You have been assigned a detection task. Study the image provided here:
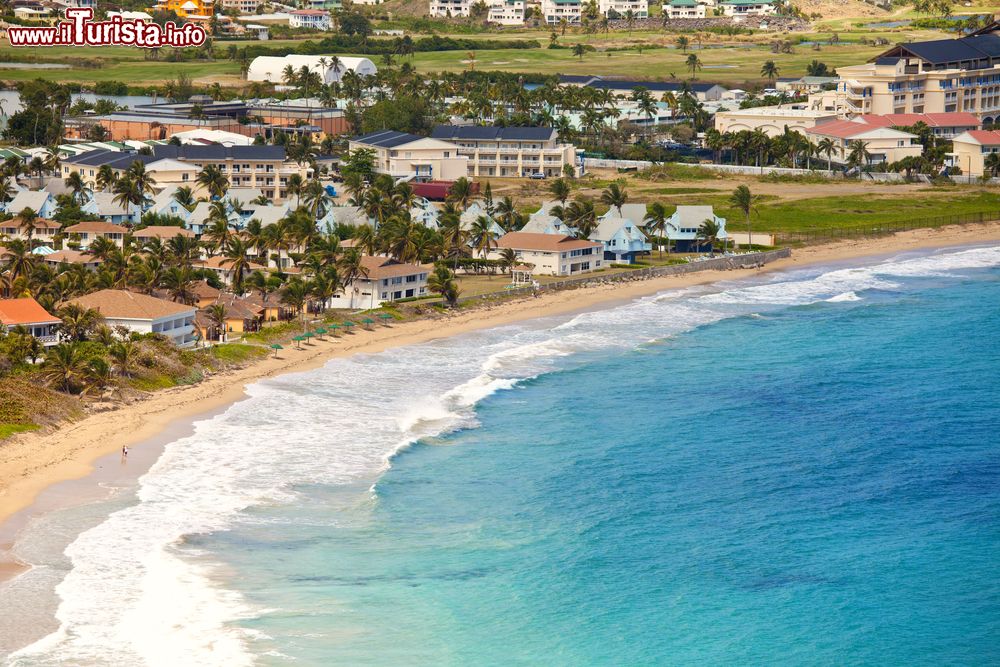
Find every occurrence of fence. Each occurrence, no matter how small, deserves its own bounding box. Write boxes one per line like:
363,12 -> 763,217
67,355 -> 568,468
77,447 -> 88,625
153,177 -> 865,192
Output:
582,158 -> 655,170
677,162 -> 912,182
460,249 -> 791,305
775,210 -> 1000,245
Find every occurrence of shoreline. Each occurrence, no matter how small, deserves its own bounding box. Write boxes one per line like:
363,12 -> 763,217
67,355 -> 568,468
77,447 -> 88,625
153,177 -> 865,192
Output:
1,222 -> 1000,569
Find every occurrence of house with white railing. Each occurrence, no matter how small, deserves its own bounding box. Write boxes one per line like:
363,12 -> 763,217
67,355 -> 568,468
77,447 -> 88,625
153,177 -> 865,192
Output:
0,297 -> 61,347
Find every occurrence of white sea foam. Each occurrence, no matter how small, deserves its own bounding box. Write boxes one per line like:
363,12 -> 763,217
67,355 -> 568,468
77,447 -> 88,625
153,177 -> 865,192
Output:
9,244 -> 1000,666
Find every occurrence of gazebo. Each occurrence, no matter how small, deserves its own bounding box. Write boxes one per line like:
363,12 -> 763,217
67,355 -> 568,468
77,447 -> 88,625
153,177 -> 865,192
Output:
511,264 -> 535,286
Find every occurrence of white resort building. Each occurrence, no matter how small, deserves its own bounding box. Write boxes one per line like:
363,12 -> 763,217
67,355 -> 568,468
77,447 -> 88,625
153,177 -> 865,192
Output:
541,0 -> 581,24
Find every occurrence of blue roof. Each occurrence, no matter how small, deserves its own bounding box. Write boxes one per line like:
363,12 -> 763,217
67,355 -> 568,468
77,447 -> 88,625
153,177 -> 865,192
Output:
886,33 -> 1000,65
63,149 -> 155,169
430,126 -> 556,141
352,130 -> 425,148
153,144 -> 287,161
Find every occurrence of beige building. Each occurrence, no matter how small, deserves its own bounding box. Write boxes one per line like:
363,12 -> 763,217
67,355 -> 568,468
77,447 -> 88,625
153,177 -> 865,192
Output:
713,106 -> 839,138
805,119 -> 922,166
430,126 -> 577,178
349,130 -> 469,181
0,217 -> 60,246
64,221 -> 128,249
492,232 -> 603,276
811,29 -> 1000,122
947,130 -> 1000,176
598,0 -> 648,18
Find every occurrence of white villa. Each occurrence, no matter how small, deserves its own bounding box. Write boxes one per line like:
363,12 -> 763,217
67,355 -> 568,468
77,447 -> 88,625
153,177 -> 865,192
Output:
664,206 -> 728,252
0,297 -> 61,347
491,231 -> 603,276
349,130 -> 469,181
68,289 -> 198,347
599,0 -> 648,18
541,0 -> 581,24
329,256 -> 433,309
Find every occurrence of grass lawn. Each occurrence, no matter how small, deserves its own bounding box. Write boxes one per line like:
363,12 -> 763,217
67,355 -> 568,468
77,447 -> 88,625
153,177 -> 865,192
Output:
0,422 -> 39,439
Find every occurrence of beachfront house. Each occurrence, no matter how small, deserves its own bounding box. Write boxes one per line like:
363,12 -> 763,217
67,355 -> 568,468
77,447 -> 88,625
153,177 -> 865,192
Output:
590,216 -> 651,265
328,256 -> 433,309
0,297 -> 61,347
491,232 -> 603,276
43,249 -> 103,271
67,289 -> 197,347
664,206 -> 729,252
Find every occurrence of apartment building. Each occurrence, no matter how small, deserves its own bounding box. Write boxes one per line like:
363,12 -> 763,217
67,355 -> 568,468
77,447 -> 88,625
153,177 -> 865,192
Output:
430,126 -> 578,178
805,119 -> 922,165
348,130 -> 469,181
811,27 -> 1000,122
429,0 -> 470,16
220,0 -> 260,12
719,0 -> 776,16
62,145 -> 309,203
488,0 -> 524,25
490,232 -> 603,276
599,0 -> 647,18
664,0 -> 705,19
288,9 -> 331,29
714,106 -> 839,137
541,0 -> 581,24
948,129 -> 1000,176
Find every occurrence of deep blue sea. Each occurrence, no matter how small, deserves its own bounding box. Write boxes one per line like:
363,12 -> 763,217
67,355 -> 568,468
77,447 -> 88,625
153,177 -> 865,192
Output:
6,245 -> 1000,666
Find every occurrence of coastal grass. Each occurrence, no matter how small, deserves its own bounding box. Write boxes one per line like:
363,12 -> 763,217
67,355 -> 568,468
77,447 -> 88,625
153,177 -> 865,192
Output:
210,343 -> 269,364
0,377 -> 81,439
0,422 -> 40,439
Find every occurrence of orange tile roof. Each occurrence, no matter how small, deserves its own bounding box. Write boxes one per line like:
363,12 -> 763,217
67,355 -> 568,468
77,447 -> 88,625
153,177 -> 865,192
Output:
0,217 -> 60,233
193,256 -> 267,271
44,249 -> 102,265
133,225 -> 195,239
64,221 -> 128,234
496,232 -> 603,252
0,297 -> 60,326
859,112 -> 980,129
68,289 -> 195,320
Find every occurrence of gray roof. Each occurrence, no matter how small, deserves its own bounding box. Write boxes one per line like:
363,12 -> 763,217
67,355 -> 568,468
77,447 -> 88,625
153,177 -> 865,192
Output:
64,149 -> 153,169
225,188 -> 264,205
326,206 -> 369,226
152,144 -> 287,161
7,189 -> 52,213
885,33 -> 1000,65
670,205 -> 718,226
244,204 -> 287,227
590,216 -> 644,244
431,125 -> 556,142
351,130 -> 425,148
90,192 -> 129,216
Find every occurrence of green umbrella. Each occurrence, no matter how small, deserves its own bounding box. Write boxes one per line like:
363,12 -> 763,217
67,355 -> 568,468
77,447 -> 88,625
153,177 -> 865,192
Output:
328,323 -> 341,336
343,321 -> 356,331
315,327 -> 327,335
269,343 -> 283,357
377,313 -> 393,325
361,317 -> 375,329
291,335 -> 304,349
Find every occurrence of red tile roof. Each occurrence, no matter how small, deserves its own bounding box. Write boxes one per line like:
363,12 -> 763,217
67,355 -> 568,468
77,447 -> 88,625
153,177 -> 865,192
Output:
806,119 -> 874,139
358,256 -> 433,280
960,129 -> 1000,145
0,297 -> 60,326
858,112 -> 980,129
496,232 -> 603,252
64,221 -> 128,234
68,289 -> 195,320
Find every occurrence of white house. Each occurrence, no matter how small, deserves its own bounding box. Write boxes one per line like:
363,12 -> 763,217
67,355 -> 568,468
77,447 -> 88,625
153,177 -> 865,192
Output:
329,256 -> 433,309
488,0 -> 525,24
664,205 -> 728,252
64,221 -> 128,249
246,55 -> 377,84
492,232 -> 603,276
68,289 -> 198,347
429,0 -> 470,16
0,297 -> 61,347
599,0 -> 648,18
148,186 -> 194,222
288,9 -> 330,29
720,0 -> 776,16
664,0 -> 705,18
349,130 -> 468,181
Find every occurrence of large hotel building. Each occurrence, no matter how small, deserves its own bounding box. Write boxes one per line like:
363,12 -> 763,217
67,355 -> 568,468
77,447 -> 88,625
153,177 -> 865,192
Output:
811,24 -> 1000,124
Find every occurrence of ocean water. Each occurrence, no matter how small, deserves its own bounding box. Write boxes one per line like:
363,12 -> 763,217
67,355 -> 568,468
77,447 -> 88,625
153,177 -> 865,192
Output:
5,245 -> 1000,666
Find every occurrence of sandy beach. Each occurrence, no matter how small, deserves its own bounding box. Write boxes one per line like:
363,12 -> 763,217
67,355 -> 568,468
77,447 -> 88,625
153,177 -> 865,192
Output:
2,221 -> 1000,537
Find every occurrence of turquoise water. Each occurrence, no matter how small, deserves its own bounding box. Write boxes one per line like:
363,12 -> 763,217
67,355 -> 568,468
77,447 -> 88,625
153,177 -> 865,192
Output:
8,246 -> 1000,666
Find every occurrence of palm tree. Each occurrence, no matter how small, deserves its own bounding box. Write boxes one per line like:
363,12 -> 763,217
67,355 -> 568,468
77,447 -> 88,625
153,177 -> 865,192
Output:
498,247 -> 518,278
760,60 -> 780,86
163,265 -> 197,303
600,180 -> 628,216
572,43 -> 587,61
469,216 -> 497,261
173,185 -> 197,211
196,164 -> 228,199
686,53 -> 702,79
696,218 -> 721,256
643,202 -> 675,259
984,151 -> 1000,177
729,184 -> 758,251
281,277 -> 311,329
96,165 -> 117,192
427,265 -> 460,307
40,344 -> 89,393
817,137 -> 836,172
57,303 -> 102,342
64,171 -> 90,204
676,35 -> 690,53
221,237 -> 253,294
109,340 -> 139,377
447,177 -> 474,211
549,178 -> 571,206
208,303 -> 227,342
846,140 -> 872,175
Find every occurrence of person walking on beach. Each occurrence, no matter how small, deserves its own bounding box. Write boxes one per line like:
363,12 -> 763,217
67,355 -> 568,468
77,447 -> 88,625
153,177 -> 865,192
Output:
121,445 -> 128,460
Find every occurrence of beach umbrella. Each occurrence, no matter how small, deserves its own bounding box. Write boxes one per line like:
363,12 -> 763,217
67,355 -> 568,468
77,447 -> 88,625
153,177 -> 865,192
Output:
361,317 -> 375,330
342,321 -> 356,332
315,327 -> 327,337
328,323 -> 341,336
291,335 -> 304,349
377,313 -> 393,325
269,343 -> 283,357
303,331 -> 314,342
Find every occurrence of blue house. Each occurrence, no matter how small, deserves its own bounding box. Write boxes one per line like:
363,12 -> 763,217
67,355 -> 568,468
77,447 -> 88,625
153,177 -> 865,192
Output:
82,193 -> 135,225
6,189 -> 59,218
664,205 -> 728,253
590,216 -> 651,264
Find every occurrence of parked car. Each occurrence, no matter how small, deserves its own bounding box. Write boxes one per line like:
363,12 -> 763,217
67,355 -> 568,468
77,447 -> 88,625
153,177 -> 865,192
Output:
528,172 -> 546,180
